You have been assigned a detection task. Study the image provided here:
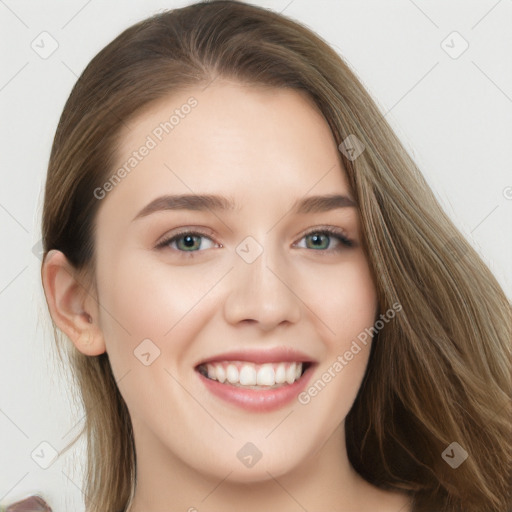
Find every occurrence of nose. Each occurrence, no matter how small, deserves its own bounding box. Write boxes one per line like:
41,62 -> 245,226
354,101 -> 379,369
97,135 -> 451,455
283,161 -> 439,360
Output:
223,241 -> 302,331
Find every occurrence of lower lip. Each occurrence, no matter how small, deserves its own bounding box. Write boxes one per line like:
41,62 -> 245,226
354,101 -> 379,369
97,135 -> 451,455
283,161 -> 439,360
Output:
196,364 -> 316,412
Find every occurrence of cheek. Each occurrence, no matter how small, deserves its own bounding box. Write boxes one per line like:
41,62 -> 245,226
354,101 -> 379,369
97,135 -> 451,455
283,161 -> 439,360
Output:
300,254 -> 378,346
297,257 -> 377,419
95,250 -> 224,355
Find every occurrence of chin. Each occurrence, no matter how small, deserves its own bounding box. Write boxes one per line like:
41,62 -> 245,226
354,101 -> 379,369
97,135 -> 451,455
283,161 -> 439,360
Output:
200,451 -> 303,485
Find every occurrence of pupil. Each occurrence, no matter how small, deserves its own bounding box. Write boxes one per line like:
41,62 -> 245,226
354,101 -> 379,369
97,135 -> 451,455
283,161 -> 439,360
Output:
184,236 -> 195,247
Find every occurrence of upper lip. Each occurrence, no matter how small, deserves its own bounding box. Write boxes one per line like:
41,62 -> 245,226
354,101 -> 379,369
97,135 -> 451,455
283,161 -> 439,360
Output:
195,347 -> 316,367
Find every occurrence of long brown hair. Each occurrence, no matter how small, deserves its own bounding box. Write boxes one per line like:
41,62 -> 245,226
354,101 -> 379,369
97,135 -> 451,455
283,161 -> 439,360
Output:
41,2 -> 511,511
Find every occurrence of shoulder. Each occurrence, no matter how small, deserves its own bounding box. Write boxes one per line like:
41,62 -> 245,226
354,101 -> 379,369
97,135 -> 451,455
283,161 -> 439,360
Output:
2,495 -> 52,512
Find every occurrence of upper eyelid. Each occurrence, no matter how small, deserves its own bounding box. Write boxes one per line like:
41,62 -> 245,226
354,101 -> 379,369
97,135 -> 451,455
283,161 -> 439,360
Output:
156,226 -> 217,246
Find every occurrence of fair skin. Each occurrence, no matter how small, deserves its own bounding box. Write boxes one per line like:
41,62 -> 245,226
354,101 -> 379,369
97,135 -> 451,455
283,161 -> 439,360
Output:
43,81 -> 412,512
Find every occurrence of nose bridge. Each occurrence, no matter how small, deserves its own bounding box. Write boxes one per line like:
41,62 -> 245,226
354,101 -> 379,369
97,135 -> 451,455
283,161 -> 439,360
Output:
223,233 -> 301,329
245,234 -> 281,291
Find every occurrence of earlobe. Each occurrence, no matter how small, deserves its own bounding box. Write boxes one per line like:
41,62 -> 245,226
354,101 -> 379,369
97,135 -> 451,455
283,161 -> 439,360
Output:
41,249 -> 106,356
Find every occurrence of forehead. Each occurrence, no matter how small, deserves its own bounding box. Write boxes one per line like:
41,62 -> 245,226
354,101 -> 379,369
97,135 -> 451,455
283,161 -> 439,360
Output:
100,81 -> 353,220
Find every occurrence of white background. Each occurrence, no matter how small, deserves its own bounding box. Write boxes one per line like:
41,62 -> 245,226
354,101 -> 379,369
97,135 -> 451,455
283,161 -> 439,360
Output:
0,1 -> 511,510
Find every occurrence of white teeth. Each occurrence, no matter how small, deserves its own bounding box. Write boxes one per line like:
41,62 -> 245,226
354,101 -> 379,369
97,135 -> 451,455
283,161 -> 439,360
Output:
286,363 -> 297,384
200,361 -> 305,387
256,364 -> 275,386
239,365 -> 257,385
216,364 -> 226,383
226,364 -> 238,384
275,364 -> 286,384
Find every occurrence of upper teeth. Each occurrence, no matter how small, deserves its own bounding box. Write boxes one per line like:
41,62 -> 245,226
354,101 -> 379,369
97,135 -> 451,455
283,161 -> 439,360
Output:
201,361 -> 304,387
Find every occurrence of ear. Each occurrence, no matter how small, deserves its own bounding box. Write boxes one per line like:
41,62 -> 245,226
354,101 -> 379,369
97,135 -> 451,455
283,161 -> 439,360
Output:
41,249 -> 106,356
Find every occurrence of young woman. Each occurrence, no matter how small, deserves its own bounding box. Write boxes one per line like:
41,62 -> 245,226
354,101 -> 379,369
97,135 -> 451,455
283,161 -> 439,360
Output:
37,1 -> 511,511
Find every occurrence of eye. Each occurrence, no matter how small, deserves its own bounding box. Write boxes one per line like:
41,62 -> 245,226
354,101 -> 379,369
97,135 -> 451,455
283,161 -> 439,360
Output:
156,229 -> 219,253
294,227 -> 354,252
155,226 -> 354,256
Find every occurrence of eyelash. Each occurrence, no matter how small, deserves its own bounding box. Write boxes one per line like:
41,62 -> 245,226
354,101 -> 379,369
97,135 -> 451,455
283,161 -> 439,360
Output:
155,226 -> 354,256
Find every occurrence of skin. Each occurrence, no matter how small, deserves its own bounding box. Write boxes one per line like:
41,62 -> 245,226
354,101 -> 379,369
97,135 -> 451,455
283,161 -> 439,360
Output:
43,80 -> 412,512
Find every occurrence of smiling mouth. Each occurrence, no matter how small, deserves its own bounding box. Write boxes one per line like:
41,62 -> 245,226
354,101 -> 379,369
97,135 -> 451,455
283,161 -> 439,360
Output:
195,361 -> 313,389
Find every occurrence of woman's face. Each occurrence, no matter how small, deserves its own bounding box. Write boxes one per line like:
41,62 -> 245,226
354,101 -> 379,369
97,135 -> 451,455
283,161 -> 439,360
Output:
92,80 -> 378,483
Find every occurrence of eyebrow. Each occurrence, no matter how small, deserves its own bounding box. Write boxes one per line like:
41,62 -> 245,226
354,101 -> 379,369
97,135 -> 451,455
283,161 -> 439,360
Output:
132,193 -> 357,221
